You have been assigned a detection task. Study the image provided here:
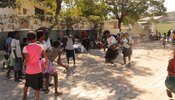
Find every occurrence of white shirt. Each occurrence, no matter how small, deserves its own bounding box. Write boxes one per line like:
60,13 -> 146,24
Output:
11,39 -> 22,58
107,36 -> 118,47
37,41 -> 47,50
43,38 -> 51,50
65,36 -> 74,50
122,37 -> 132,48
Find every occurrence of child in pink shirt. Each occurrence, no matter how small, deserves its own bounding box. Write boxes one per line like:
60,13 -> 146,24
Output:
23,31 -> 48,100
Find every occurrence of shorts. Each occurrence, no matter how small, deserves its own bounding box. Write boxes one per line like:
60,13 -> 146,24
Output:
66,49 -> 75,58
25,73 -> 43,90
11,58 -> 23,70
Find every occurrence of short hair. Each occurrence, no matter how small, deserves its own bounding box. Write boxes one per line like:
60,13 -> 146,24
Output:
27,31 -> 36,41
36,30 -> 44,39
53,40 -> 60,47
13,31 -> 19,36
22,37 -> 27,42
103,30 -> 110,35
7,31 -> 14,38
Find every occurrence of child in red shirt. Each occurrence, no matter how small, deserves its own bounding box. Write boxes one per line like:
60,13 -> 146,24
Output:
23,31 -> 48,100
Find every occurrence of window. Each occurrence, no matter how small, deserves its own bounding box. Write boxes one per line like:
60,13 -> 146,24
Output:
23,8 -> 27,15
35,7 -> 44,15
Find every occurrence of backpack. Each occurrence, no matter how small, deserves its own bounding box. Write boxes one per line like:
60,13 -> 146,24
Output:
167,59 -> 175,76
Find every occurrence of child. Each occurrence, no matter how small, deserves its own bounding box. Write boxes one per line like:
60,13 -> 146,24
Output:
65,30 -> 76,66
2,54 -> 9,69
163,33 -> 167,48
165,51 -> 175,98
104,30 -> 119,64
23,31 -> 48,100
121,33 -> 132,67
11,31 -> 23,81
41,40 -> 69,96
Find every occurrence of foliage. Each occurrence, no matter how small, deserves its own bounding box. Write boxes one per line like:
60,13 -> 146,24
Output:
0,0 -> 16,8
0,0 -> 167,31
102,0 -> 166,30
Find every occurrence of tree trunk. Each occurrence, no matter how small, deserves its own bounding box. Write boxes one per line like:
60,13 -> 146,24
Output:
55,0 -> 62,17
49,0 -> 62,30
118,19 -> 122,32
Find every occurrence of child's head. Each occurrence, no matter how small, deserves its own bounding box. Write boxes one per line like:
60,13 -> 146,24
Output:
22,37 -> 27,42
36,30 -> 45,41
4,54 -> 9,60
103,30 -> 110,38
13,31 -> 19,39
27,31 -> 36,42
53,41 -> 60,48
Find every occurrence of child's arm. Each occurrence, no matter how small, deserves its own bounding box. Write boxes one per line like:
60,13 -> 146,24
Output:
57,51 -> 69,69
23,53 -> 28,66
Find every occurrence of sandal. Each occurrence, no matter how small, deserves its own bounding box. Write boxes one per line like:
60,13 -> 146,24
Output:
45,89 -> 50,94
55,92 -> 63,96
166,89 -> 172,98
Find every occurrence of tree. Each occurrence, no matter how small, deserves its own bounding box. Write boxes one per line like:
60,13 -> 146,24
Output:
36,0 -> 63,29
102,0 -> 166,31
0,0 -> 16,8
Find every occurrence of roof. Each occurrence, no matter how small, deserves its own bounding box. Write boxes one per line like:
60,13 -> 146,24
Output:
140,16 -> 163,21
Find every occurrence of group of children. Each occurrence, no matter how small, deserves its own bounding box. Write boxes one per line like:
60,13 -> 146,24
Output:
103,30 -> 133,66
2,30 -> 72,100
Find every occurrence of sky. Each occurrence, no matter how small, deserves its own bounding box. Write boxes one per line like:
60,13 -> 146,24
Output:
164,0 -> 175,12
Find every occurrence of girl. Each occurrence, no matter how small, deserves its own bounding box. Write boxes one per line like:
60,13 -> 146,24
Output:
104,30 -> 119,64
41,41 -> 69,96
121,33 -> 132,67
165,51 -> 175,98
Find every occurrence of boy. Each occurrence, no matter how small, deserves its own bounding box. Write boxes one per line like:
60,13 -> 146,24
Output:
11,31 -> 23,81
163,33 -> 167,48
23,31 -> 48,100
41,40 -> 69,96
65,30 -> 76,66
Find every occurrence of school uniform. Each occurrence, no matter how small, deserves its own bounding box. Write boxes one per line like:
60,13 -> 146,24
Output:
122,37 -> 132,57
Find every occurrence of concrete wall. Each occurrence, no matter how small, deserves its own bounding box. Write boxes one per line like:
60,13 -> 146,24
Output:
103,20 -> 119,34
0,30 -> 91,50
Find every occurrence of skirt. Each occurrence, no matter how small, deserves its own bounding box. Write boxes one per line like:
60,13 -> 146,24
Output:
66,49 -> 75,58
165,75 -> 175,93
105,48 -> 119,60
40,59 -> 56,75
122,47 -> 132,57
25,73 -> 43,90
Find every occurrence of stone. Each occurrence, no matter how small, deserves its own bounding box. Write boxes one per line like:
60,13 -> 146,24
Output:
126,93 -> 137,99
118,86 -> 127,91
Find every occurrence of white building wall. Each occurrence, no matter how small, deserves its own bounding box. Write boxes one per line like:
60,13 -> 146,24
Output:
0,8 -> 16,15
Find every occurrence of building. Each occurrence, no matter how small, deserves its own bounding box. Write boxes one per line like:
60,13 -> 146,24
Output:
158,11 -> 175,23
0,0 -> 51,32
102,20 -> 119,34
